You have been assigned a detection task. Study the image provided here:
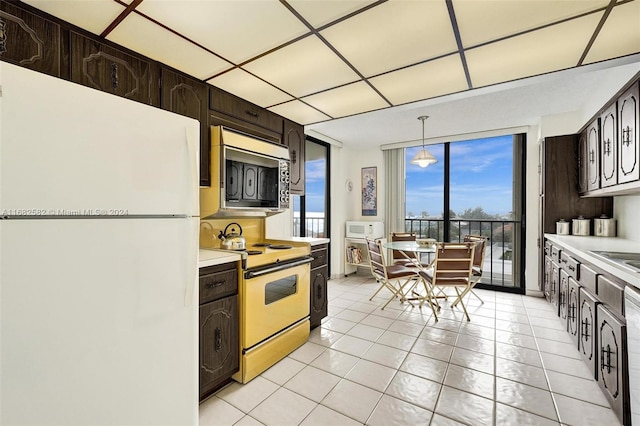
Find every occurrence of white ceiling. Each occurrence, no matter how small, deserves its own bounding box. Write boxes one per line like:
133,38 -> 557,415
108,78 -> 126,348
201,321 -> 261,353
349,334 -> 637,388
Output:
22,0 -> 640,148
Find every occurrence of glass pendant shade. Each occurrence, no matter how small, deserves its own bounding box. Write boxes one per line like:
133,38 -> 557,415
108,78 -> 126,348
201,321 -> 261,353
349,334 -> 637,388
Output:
410,115 -> 437,168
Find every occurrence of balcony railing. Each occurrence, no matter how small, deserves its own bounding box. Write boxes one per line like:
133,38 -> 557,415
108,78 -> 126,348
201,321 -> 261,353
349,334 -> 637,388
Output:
405,218 -> 521,288
293,217 -> 325,238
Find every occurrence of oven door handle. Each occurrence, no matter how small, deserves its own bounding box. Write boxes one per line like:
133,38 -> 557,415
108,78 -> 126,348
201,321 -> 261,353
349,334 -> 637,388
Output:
244,257 -> 313,279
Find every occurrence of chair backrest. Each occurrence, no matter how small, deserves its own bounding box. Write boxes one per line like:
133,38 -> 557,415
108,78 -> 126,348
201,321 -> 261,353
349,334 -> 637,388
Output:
431,242 -> 475,286
390,232 -> 417,260
463,235 -> 488,271
365,237 -> 387,281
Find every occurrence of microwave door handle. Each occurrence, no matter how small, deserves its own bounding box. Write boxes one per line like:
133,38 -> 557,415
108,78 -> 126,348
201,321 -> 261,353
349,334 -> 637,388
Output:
244,257 -> 313,278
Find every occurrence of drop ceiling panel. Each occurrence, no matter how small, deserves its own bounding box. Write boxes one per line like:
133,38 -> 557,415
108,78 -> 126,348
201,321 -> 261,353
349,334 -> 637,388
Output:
134,0 -> 309,64
584,0 -> 640,64
288,0 -> 377,28
321,0 -> 458,77
369,55 -> 468,105
21,0 -> 124,35
466,13 -> 603,88
207,69 -> 293,107
302,81 -> 388,118
268,100 -> 331,125
107,13 -> 231,80
454,0 -> 609,47
244,35 -> 360,97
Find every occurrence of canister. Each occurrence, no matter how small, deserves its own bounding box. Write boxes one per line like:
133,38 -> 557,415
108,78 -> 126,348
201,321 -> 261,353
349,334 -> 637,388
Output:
572,216 -> 591,236
594,214 -> 616,237
556,219 -> 570,235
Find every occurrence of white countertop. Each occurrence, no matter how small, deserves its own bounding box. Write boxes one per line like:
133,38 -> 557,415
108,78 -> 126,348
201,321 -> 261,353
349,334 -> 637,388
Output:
277,237 -> 330,246
545,234 -> 640,288
198,249 -> 242,268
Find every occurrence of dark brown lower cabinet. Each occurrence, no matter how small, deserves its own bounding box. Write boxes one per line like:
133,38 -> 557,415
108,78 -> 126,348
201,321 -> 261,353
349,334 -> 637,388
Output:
551,261 -> 560,313
559,269 -> 569,320
567,277 -> 580,346
544,256 -> 552,303
199,262 -> 239,401
597,304 -> 630,425
310,244 -> 328,329
579,287 -> 599,378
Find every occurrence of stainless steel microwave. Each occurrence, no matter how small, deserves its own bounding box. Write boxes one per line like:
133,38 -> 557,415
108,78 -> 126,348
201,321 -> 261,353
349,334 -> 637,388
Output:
200,126 -> 290,218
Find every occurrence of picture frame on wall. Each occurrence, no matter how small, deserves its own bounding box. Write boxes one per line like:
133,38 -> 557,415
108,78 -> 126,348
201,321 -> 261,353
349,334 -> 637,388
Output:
361,166 -> 377,216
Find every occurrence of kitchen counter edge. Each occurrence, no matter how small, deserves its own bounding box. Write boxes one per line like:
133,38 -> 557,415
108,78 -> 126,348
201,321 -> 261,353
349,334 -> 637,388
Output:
277,237 -> 330,246
198,249 -> 242,268
544,234 -> 640,288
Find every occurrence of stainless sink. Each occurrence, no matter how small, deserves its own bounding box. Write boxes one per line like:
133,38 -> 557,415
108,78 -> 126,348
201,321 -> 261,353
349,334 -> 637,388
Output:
589,251 -> 640,273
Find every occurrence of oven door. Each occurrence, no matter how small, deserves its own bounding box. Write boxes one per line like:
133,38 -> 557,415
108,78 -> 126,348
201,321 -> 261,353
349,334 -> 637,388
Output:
243,257 -> 312,349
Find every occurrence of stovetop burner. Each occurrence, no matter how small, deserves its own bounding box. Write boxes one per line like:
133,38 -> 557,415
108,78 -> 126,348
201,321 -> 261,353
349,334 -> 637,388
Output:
269,244 -> 293,250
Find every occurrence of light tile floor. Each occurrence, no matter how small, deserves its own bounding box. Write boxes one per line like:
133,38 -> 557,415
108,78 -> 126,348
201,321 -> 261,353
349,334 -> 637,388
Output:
200,274 -> 622,426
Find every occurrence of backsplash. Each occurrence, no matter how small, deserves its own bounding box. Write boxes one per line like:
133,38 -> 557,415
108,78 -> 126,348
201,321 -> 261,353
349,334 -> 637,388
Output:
614,195 -> 640,242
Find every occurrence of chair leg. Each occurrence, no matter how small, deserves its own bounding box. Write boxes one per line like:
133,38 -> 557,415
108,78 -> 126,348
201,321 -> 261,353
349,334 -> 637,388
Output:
470,289 -> 484,304
417,278 -> 439,321
453,287 -> 471,321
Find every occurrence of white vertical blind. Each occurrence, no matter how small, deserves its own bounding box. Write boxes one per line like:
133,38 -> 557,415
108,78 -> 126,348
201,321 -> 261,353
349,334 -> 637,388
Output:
384,148 -> 406,237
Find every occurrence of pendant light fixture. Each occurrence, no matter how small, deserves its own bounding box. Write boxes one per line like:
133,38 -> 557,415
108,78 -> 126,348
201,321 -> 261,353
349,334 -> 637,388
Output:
410,115 -> 437,168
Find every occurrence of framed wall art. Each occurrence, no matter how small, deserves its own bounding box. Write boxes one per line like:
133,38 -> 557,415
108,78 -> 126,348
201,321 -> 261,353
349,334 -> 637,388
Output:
361,166 -> 377,216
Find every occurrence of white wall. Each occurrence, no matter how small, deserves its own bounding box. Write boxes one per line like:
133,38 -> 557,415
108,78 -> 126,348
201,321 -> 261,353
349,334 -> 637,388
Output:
614,195 -> 640,242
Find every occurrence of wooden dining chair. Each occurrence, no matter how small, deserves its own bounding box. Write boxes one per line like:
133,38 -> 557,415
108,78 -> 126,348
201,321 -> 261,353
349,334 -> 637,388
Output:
452,234 -> 489,306
390,232 -> 432,268
417,242 -> 476,321
365,237 -> 419,310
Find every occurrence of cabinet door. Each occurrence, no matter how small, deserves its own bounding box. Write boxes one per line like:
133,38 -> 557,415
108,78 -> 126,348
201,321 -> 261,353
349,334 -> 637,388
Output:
567,277 -> 580,346
225,161 -> 242,200
242,164 -> 258,200
600,105 -> 618,188
551,261 -> 560,313
0,2 -> 61,77
559,269 -> 569,321
586,119 -> 601,191
160,67 -> 209,185
310,265 -> 328,329
70,32 -> 159,106
200,295 -> 239,400
618,82 -> 639,184
597,305 -> 628,425
578,130 -> 589,193
579,287 -> 598,379
283,119 -> 305,195
544,256 -> 552,303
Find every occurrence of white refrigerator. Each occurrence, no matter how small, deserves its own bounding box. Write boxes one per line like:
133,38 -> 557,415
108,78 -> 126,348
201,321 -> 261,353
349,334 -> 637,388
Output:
0,62 -> 200,425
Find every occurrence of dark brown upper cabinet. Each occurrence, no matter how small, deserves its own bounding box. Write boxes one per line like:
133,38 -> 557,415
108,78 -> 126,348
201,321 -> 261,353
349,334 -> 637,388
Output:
70,32 -> 159,107
161,67 -> 209,185
283,119 -> 305,195
209,85 -> 283,144
618,82 -> 639,185
600,104 -> 618,188
0,1 -> 61,77
586,119 -> 601,192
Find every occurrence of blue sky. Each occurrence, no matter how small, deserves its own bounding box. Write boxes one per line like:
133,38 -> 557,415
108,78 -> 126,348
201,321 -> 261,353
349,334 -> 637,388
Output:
406,135 -> 514,217
301,135 -> 514,216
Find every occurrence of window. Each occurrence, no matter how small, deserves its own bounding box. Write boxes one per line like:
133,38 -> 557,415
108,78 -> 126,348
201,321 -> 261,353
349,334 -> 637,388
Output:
293,138 -> 330,239
405,135 -> 525,292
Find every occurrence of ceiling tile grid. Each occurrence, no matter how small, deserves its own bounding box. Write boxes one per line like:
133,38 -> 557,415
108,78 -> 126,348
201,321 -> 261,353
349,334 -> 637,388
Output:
17,0 -> 640,127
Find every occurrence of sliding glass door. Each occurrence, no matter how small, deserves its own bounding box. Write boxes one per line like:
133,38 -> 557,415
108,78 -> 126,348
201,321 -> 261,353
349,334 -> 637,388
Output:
293,137 -> 330,239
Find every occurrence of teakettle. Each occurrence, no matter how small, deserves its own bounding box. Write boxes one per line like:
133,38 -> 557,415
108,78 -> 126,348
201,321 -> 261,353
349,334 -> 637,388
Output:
218,222 -> 246,250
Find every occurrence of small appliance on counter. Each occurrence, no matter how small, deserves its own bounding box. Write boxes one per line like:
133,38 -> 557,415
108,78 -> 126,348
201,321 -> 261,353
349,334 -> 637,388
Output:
572,216 -> 591,236
594,214 -> 617,237
556,219 -> 570,235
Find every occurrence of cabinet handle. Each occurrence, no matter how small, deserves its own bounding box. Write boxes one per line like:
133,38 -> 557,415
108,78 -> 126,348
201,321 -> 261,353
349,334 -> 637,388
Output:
581,318 -> 590,341
317,283 -> 323,299
205,281 -> 225,290
567,265 -> 575,272
110,63 -> 119,90
567,304 -> 575,321
245,110 -> 258,118
291,149 -> 297,164
215,327 -> 221,351
622,126 -> 632,147
0,17 -> 6,55
600,344 -> 612,374
604,138 -> 611,156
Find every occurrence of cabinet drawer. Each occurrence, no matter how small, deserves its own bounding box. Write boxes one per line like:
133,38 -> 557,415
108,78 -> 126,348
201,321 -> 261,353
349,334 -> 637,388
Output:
199,263 -> 238,304
597,275 -> 625,317
551,245 -> 561,263
580,264 -> 598,295
560,251 -> 580,281
544,241 -> 552,257
311,245 -> 328,269
209,86 -> 283,134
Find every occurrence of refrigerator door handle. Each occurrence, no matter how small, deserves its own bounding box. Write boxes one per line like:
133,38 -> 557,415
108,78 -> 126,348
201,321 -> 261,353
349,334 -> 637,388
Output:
186,126 -> 199,216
